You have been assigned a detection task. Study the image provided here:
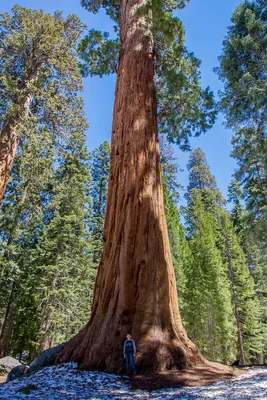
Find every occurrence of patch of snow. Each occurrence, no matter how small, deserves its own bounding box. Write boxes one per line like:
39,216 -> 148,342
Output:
0,362 -> 266,399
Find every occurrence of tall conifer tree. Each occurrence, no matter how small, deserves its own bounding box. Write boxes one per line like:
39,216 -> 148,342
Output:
89,141 -> 110,264
184,190 -> 237,363
228,180 -> 267,363
185,148 -> 262,364
0,127 -> 55,357
216,0 -> 267,244
37,131 -> 92,351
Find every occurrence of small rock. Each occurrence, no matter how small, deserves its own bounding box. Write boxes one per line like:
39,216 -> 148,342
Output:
0,357 -> 21,374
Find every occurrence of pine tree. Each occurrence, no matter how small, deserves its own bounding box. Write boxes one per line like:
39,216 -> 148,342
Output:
163,178 -> 189,314
7,210 -> 47,359
186,148 -> 224,205
0,54 -> 92,356
228,180 -> 267,363
216,0 -> 267,245
185,148 -> 262,364
0,126 -> 55,357
0,126 -> 98,357
159,133 -> 181,203
184,190 -> 237,363
228,181 -> 246,240
36,130 -> 93,351
159,134 -> 188,313
89,141 -> 110,264
217,209 -> 262,364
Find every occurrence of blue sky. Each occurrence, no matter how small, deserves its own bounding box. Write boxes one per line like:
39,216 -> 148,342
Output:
1,0 -> 241,202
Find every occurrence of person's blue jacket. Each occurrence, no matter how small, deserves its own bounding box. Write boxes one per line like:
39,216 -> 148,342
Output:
123,339 -> 136,356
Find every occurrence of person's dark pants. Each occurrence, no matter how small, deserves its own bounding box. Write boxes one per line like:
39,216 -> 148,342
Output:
125,353 -> 136,373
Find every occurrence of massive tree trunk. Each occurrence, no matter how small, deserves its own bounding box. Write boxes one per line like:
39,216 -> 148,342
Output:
58,0 -> 207,374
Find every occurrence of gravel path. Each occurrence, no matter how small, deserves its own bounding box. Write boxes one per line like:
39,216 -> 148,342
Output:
0,362 -> 266,399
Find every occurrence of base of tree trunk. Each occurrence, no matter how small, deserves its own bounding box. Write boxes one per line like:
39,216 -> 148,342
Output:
56,328 -> 235,387
56,323 -> 230,376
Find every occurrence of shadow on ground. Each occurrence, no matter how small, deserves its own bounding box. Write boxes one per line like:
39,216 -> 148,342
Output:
131,364 -> 244,390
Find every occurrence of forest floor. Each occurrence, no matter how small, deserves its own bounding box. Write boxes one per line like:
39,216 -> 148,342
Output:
131,363 -> 239,390
0,362 -> 266,399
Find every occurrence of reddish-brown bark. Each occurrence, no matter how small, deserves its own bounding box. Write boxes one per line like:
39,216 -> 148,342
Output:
58,0 -> 215,374
0,91 -> 33,205
0,128 -> 19,205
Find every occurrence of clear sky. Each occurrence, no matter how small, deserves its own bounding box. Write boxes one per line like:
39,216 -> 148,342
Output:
1,0 -> 241,202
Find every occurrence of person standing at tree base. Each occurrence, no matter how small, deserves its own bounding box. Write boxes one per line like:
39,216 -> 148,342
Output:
123,334 -> 137,375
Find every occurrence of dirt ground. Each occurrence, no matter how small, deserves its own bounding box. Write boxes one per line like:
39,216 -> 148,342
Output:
131,364 -> 244,390
0,375 -> 7,384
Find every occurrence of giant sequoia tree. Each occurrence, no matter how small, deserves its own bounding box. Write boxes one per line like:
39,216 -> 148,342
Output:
58,0 -> 221,374
0,6 -> 85,204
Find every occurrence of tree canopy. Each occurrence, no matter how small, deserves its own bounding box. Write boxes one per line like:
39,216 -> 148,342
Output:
78,0 -> 217,151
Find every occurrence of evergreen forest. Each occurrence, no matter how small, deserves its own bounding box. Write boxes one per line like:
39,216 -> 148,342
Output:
0,0 -> 266,372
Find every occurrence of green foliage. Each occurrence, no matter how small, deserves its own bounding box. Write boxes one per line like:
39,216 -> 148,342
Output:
184,148 -> 224,233
184,147 -> 263,363
216,0 -> 267,127
216,0 -> 267,241
0,134 -> 112,357
160,137 -> 188,311
184,191 -> 237,363
217,0 -> 267,361
163,179 -> 188,313
156,19 -> 216,150
0,128 -> 95,355
81,0 -> 189,23
186,148 -> 218,193
228,180 -> 267,361
0,128 -> 56,356
159,133 -> 181,202
228,180 -> 245,238
81,0 -> 120,23
36,131 -> 93,347
78,30 -> 120,77
217,209 -> 263,361
0,6 -> 87,142
89,141 -> 110,264
0,6 -> 96,354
